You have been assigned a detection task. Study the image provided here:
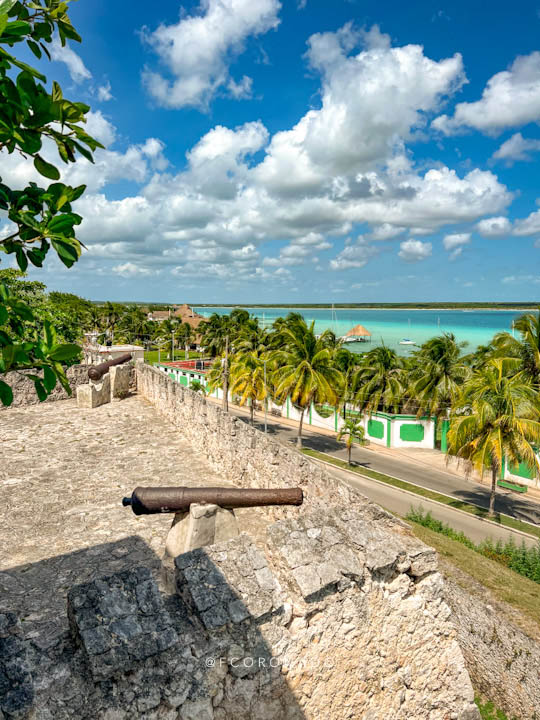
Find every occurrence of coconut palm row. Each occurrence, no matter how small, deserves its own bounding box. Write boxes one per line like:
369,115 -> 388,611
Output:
201,310 -> 540,516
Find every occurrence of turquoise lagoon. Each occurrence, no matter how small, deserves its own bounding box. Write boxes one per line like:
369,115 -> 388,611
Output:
193,307 -> 529,355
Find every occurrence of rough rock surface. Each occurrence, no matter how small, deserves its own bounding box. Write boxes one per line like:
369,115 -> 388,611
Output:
0,396 -> 266,648
442,560 -> 540,720
1,508 -> 479,719
0,364 -> 91,409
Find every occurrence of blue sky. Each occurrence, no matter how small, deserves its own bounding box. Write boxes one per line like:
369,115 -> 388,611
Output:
3,0 -> 540,303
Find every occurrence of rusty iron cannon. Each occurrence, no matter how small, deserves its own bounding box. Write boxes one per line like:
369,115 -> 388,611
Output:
88,352 -> 132,382
122,486 -> 303,515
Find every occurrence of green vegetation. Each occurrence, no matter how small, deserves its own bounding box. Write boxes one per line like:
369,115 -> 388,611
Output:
300,447 -> 540,539
195,303 -> 539,309
448,358 -> 540,516
410,520 -> 540,632
0,0 -> 103,405
202,309 -> 540,513
407,506 -> 540,584
474,697 -> 517,720
145,349 -> 201,364
337,417 -> 366,465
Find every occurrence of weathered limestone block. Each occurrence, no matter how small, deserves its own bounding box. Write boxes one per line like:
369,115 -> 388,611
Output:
76,374 -> 110,409
0,612 -> 34,719
266,509 -> 366,600
67,566 -> 178,680
109,364 -> 131,400
176,534 -> 282,630
162,503 -> 240,592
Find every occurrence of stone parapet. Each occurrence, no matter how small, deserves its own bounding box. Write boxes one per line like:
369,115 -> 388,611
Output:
0,508 -> 480,719
0,364 -> 91,409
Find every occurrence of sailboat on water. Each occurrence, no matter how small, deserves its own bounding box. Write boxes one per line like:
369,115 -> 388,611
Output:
399,318 -> 416,345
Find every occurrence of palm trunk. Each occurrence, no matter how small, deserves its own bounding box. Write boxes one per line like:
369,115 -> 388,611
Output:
185,343 -> 189,360
250,400 -> 254,425
489,463 -> 497,517
348,443 -> 352,466
297,409 -> 304,448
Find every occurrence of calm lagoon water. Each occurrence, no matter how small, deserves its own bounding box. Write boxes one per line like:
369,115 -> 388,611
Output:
193,306 -> 527,355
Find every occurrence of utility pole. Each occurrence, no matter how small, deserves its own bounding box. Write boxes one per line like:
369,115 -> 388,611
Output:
264,358 -> 268,433
222,335 -> 229,412
171,330 -> 174,361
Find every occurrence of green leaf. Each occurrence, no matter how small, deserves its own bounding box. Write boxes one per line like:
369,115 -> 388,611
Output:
9,56 -> 46,80
48,212 -> 80,234
3,19 -> 31,36
34,155 -> 60,180
0,0 -> 17,15
43,365 -> 56,392
27,39 -> 41,59
48,343 -> 80,361
43,319 -> 57,348
51,237 -> 80,267
27,248 -> 44,267
15,246 -> 27,271
0,304 -> 7,324
51,81 -> 62,102
32,377 -> 47,402
0,379 -> 13,407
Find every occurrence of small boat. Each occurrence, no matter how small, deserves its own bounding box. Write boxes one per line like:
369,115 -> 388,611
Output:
399,338 -> 416,345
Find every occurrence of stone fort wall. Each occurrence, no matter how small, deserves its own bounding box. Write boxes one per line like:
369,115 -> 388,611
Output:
137,362 -> 540,720
0,364 -> 91,409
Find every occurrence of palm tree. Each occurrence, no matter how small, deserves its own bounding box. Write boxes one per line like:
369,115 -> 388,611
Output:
229,349 -> 268,424
334,347 -> 361,419
176,322 -> 195,360
447,358 -> 540,516
200,313 -> 230,357
408,333 -> 470,419
337,417 -> 365,465
491,309 -> 540,388
160,317 -> 180,360
351,345 -> 405,415
272,319 -> 343,447
190,379 -> 206,395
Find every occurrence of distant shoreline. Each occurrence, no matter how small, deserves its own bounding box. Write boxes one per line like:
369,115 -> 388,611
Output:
193,304 -> 538,312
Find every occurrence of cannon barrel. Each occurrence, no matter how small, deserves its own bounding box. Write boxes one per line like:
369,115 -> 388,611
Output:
122,486 -> 303,515
88,352 -> 132,381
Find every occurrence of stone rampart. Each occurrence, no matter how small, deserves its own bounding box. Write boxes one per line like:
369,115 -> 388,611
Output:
1,507 -> 480,719
136,363 -> 389,523
443,569 -> 540,720
1,363 -> 136,409
136,363 -> 540,718
1,364 -> 91,409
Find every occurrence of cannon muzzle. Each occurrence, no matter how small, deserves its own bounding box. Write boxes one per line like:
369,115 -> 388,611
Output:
88,352 -> 132,381
122,486 -> 303,515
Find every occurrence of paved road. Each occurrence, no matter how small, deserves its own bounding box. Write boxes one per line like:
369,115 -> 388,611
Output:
216,400 -> 540,534
311,459 -> 538,547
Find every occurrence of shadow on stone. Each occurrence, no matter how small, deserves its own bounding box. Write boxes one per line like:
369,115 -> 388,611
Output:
0,534 -> 306,720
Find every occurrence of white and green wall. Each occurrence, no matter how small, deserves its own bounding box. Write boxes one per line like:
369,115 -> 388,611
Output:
360,412 -> 436,450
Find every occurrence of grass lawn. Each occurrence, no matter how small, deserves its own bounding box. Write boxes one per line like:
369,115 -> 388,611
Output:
144,349 -> 202,364
301,447 -> 540,540
409,521 -> 540,635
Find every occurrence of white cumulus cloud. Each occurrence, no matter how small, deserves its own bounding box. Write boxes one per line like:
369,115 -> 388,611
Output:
433,52 -> 540,135
398,238 -> 432,262
442,232 -> 471,259
50,38 -> 92,83
329,237 -> 379,270
142,0 -> 281,109
475,216 -> 512,236
492,132 -> 540,164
